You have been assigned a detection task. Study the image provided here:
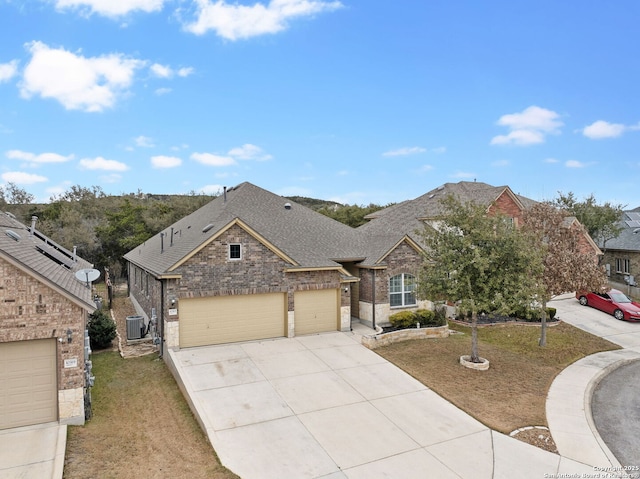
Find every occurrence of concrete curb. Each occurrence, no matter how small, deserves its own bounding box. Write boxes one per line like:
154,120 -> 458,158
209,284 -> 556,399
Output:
52,425 -> 67,479
583,357 -> 640,468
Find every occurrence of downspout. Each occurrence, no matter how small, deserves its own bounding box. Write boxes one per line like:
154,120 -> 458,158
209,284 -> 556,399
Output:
159,281 -> 165,358
372,269 -> 376,330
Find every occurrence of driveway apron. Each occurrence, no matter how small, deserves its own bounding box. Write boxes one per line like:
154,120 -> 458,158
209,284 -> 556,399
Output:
169,329 -> 585,479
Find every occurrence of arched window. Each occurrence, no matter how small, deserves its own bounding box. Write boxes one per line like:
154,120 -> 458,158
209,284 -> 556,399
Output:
389,273 -> 416,307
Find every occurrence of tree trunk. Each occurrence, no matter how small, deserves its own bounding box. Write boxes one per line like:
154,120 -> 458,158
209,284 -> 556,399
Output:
539,298 -> 548,347
471,309 -> 480,362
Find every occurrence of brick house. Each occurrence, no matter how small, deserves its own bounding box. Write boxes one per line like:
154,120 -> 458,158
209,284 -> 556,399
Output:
124,181 -> 601,354
124,182 -> 362,353
599,209 -> 640,290
0,213 -> 96,430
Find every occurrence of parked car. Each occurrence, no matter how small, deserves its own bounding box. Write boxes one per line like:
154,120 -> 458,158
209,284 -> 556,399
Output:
576,289 -> 640,321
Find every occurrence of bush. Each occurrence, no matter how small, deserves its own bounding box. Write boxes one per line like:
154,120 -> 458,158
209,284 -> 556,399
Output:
389,311 -> 416,329
389,309 -> 446,329
547,307 -> 556,320
88,309 -> 117,349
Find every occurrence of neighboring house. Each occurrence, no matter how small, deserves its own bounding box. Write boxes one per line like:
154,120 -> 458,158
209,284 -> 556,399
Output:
599,209 -> 640,287
0,213 -> 96,430
124,180 -> 602,354
124,183 -> 362,352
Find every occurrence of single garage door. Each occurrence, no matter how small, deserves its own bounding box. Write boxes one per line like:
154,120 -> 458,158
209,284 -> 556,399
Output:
179,293 -> 286,348
294,289 -> 339,336
0,339 -> 57,430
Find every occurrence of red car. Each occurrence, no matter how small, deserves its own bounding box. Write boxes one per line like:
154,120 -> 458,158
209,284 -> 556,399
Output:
576,289 -> 640,321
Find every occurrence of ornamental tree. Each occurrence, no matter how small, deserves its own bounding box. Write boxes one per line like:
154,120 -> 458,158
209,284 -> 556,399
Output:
419,194 -> 540,363
521,202 -> 608,346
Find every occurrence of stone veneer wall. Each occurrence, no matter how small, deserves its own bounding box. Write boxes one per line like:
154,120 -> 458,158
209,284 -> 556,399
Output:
361,324 -> 449,349
0,259 -> 87,424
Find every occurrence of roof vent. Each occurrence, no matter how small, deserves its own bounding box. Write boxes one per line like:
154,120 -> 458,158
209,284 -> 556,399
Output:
5,230 -> 20,241
284,202 -> 292,210
5,211 -> 16,219
202,223 -> 214,233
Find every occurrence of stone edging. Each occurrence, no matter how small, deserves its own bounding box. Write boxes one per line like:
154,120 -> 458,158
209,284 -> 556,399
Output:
361,324 -> 449,349
509,425 -> 549,436
448,318 -> 561,328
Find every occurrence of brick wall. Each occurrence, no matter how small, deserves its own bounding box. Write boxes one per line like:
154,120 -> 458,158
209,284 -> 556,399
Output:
488,190 -> 524,225
0,259 -> 86,417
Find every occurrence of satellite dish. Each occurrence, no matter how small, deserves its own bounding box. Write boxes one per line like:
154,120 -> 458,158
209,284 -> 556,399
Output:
75,268 -> 100,288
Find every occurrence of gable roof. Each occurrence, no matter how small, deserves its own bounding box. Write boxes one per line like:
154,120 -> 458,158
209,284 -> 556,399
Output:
124,182 -> 364,276
357,181 -> 536,265
0,213 -> 96,311
598,211 -> 640,252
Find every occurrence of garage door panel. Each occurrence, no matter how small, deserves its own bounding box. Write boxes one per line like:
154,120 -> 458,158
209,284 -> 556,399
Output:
0,339 -> 57,430
180,293 -> 286,347
295,289 -> 339,336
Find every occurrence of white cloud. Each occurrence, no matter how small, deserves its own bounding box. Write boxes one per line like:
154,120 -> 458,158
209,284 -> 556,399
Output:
53,0 -> 165,18
228,143 -> 272,161
431,146 -> 446,154
418,164 -> 433,172
1,171 -> 48,184
451,171 -> 475,179
382,146 -> 427,157
0,60 -> 19,82
150,63 -> 172,78
177,67 -> 194,77
199,184 -> 225,195
491,160 -> 509,167
544,158 -> 559,163
191,152 -> 236,166
491,106 -> 563,146
565,160 -> 586,168
155,87 -> 172,95
6,149 -> 74,166
183,0 -> 343,40
151,155 -> 182,168
134,135 -> 155,147
581,120 -> 640,139
336,170 -> 348,176
20,41 -> 144,112
99,173 -> 123,183
79,156 -> 129,171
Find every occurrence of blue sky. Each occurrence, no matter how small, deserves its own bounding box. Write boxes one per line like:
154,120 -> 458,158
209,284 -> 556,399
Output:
1,1 -> 639,208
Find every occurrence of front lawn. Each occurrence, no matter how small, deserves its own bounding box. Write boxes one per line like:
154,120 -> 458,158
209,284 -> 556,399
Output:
375,321 -> 620,435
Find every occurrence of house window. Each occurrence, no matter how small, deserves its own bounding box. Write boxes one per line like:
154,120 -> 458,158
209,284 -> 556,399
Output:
229,243 -> 242,260
616,258 -> 631,274
389,273 -> 417,307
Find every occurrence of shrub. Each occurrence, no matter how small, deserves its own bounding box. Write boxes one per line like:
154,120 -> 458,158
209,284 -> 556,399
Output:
88,309 -> 117,350
389,309 -> 446,329
389,311 -> 416,329
547,307 -> 556,320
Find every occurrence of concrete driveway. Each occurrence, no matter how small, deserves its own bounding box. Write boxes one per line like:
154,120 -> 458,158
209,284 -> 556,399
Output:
169,327 -> 591,479
0,422 -> 66,479
552,295 -> 640,350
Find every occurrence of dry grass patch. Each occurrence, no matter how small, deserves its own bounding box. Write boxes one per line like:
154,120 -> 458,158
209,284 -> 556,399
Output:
64,285 -> 238,479
64,352 -> 238,479
375,321 -> 620,435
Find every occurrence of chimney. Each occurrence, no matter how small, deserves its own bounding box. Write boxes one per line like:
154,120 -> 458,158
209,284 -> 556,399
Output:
223,186 -> 227,203
30,216 -> 38,237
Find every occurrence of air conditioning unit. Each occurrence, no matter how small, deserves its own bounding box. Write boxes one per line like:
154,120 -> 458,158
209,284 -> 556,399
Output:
126,315 -> 144,340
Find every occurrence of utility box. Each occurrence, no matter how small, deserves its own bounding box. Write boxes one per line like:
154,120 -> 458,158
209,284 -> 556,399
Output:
126,315 -> 144,340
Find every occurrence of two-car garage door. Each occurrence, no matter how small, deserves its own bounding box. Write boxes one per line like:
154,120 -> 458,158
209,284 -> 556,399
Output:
179,293 -> 287,348
178,289 -> 340,348
0,339 -> 57,430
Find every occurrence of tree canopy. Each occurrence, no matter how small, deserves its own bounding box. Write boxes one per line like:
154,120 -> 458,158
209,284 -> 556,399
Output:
419,195 -> 540,361
552,192 -> 625,249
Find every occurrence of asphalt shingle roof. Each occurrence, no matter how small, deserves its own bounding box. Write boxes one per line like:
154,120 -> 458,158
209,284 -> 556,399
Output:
124,182 -> 365,275
0,213 -> 96,309
358,181 -> 537,265
598,211 -> 640,252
